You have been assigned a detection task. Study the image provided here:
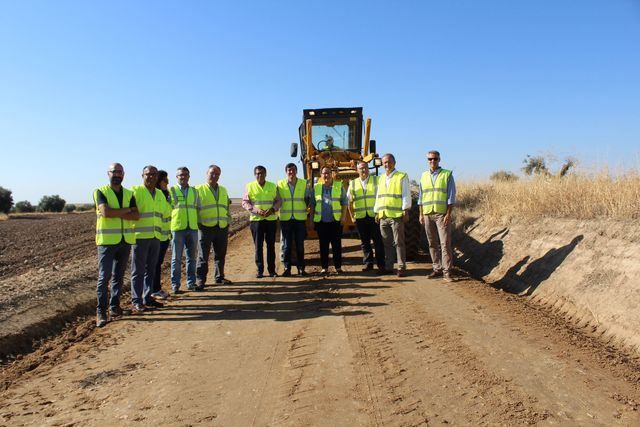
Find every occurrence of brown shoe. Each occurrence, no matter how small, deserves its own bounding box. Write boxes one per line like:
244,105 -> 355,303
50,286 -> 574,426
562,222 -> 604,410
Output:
427,270 -> 443,279
397,269 -> 406,277
443,273 -> 454,282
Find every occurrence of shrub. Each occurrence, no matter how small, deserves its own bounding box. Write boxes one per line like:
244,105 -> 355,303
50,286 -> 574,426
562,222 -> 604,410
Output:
63,204 -> 77,213
38,195 -> 66,212
14,200 -> 36,213
75,204 -> 93,212
522,155 -> 549,176
490,170 -> 519,182
0,186 -> 13,214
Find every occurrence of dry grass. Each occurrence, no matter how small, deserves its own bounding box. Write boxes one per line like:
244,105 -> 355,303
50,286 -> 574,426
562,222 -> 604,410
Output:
0,213 -> 8,221
457,173 -> 640,222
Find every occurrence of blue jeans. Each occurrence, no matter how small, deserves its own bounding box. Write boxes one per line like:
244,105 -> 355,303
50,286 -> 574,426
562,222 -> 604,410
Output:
131,238 -> 160,305
280,219 -> 306,270
96,242 -> 131,312
171,229 -> 198,290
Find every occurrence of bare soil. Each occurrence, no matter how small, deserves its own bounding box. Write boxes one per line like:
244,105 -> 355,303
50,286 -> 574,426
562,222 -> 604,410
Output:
1,214 -> 640,425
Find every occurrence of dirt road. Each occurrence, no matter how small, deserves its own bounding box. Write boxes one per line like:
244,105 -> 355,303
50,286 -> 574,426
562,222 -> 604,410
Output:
2,228 -> 640,425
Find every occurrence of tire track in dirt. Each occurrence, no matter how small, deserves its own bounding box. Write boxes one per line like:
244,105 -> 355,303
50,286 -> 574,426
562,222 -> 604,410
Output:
342,279 -> 550,426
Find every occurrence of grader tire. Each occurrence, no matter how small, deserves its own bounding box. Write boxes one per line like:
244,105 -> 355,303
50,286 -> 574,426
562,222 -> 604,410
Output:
405,197 -> 425,261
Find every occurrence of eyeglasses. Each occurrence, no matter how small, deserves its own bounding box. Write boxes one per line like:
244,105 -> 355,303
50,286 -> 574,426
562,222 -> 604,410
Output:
427,158 -> 439,161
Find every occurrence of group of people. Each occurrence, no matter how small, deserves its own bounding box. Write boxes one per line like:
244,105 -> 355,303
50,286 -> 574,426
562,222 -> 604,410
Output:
93,150 -> 456,328
93,163 -> 232,327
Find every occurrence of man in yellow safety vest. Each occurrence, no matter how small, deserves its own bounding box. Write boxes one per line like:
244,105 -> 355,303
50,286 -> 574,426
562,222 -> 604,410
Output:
93,162 -> 140,327
277,163 -> 311,277
130,165 -> 166,313
196,164 -> 232,288
242,165 -> 281,278
169,166 -> 200,294
348,162 -> 385,273
374,153 -> 411,277
419,150 -> 456,282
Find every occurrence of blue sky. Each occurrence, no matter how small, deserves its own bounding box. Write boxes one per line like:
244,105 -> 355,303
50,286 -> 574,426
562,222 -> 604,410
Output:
1,0 -> 639,202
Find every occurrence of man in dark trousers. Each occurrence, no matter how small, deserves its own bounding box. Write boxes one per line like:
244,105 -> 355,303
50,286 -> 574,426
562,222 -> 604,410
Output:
348,162 -> 385,273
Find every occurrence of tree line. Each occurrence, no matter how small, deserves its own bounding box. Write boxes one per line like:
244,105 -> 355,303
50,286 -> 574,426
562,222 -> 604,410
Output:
0,186 -> 91,214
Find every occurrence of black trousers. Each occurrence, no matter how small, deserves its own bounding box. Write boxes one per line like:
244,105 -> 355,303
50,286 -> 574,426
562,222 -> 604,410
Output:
196,225 -> 229,284
250,220 -> 277,275
281,219 -> 306,270
356,216 -> 385,269
315,221 -> 342,269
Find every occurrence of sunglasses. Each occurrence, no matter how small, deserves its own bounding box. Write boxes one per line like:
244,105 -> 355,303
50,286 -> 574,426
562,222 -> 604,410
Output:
427,158 -> 439,161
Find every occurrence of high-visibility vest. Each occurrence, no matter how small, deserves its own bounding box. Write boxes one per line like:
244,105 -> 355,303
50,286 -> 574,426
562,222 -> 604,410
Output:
196,184 -> 229,228
94,185 -> 136,245
157,191 -> 172,242
169,186 -> 199,231
247,181 -> 278,221
131,185 -> 166,240
376,171 -> 407,219
278,178 -> 308,221
313,182 -> 343,222
349,176 -> 377,219
420,168 -> 452,215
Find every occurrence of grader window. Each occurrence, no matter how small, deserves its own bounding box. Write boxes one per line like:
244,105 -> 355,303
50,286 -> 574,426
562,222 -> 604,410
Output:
312,124 -> 358,151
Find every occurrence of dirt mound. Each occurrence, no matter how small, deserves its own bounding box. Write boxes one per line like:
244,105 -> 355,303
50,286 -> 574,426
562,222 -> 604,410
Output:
454,215 -> 640,353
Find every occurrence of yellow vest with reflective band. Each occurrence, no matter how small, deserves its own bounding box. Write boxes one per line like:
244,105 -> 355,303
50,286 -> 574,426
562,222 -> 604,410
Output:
376,171 -> 406,219
313,182 -> 343,222
131,185 -> 166,240
420,168 -> 451,215
94,185 -> 136,245
349,176 -> 377,219
277,178 -> 308,221
157,191 -> 172,242
169,186 -> 199,231
196,184 -> 229,228
247,181 -> 278,221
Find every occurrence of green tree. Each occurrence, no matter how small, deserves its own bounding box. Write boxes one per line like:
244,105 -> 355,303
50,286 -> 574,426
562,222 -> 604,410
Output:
522,155 -> 549,176
63,203 -> 77,213
38,195 -> 66,212
14,200 -> 35,213
0,186 -> 13,214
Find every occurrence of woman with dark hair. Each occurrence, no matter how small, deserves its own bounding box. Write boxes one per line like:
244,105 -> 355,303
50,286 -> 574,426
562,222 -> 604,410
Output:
151,170 -> 172,300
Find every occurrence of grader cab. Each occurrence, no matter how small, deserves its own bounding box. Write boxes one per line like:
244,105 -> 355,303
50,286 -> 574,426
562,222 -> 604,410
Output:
290,107 -> 425,259
290,107 -> 382,236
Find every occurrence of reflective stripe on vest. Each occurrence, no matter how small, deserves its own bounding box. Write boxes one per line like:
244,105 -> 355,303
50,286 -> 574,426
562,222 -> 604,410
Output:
277,178 -> 308,221
170,186 -> 199,231
376,171 -> 406,219
132,185 -> 168,239
313,182 -> 342,222
349,176 -> 377,219
420,169 -> 451,215
94,185 -> 136,245
196,184 -> 230,228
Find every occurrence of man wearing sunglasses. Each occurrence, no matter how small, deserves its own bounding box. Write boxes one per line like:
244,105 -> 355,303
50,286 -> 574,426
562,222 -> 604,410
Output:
419,150 -> 456,282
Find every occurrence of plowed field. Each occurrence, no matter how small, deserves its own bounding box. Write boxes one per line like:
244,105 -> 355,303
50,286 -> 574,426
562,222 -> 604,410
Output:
2,213 -> 640,425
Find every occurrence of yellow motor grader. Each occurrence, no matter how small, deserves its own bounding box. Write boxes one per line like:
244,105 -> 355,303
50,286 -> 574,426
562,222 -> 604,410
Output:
289,107 -> 425,259
290,107 -> 382,237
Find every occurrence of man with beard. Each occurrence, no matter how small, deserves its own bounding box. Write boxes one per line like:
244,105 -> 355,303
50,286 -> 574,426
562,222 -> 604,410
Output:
93,162 -> 139,327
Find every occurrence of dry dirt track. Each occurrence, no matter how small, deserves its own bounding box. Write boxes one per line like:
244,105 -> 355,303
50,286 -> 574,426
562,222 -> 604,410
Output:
2,228 -> 640,425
